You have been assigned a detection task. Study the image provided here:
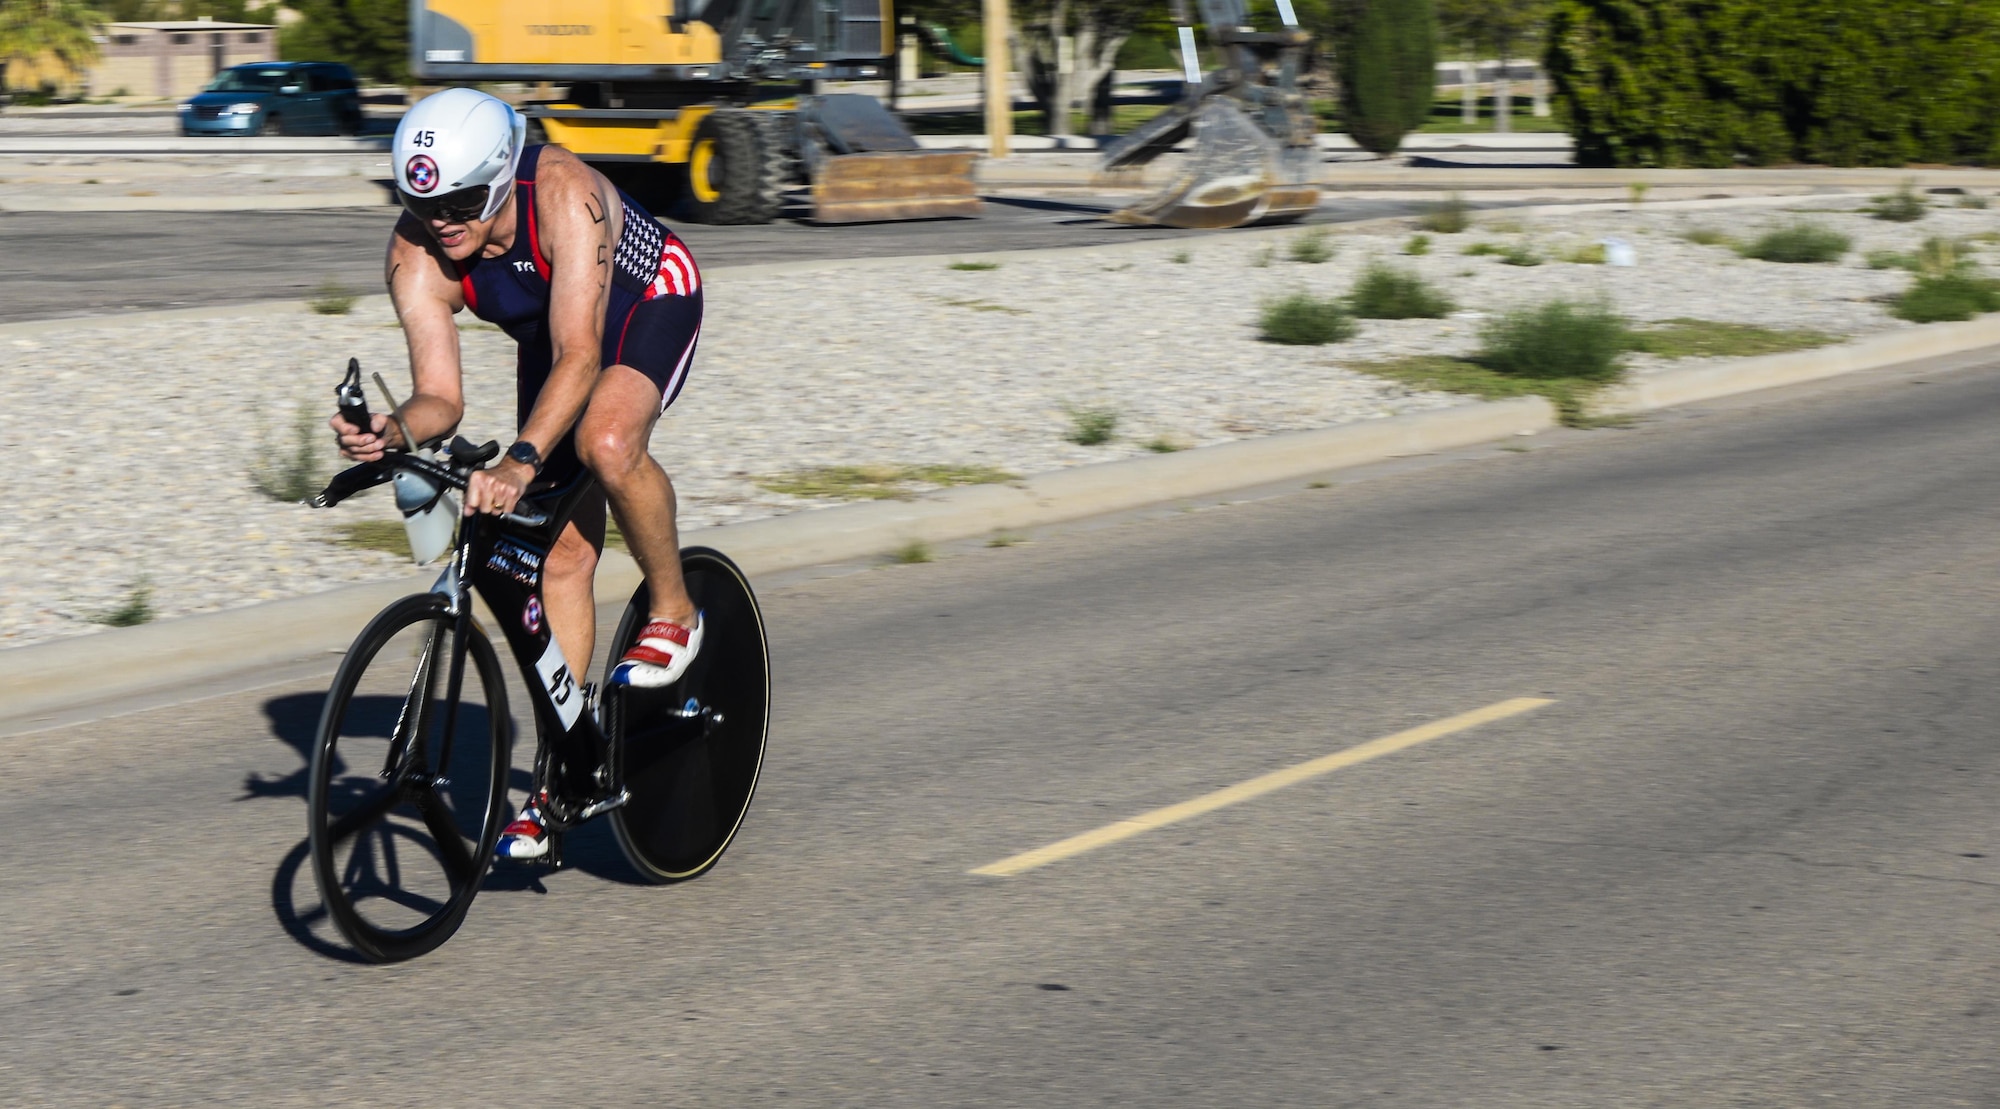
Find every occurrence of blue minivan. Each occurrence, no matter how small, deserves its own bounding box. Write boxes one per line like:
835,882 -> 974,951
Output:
179,62 -> 362,136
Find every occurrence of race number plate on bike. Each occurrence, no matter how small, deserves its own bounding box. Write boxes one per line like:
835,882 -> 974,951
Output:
534,638 -> 583,731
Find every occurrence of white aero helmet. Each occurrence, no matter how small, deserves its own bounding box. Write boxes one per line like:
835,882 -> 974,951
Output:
393,87 -> 526,224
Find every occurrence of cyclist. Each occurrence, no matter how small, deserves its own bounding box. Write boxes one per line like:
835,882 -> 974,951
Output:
331,87 -> 704,860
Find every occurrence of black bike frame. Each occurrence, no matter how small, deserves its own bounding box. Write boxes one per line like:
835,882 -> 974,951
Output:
319,444 -> 621,825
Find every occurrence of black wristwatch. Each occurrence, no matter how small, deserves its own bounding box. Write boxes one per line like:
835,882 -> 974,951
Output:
506,440 -> 544,475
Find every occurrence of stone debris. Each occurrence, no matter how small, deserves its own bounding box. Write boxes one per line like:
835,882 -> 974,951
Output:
2,196 -> 1987,647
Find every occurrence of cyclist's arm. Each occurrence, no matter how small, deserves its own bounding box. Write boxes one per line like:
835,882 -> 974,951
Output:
511,149 -> 617,465
356,216 -> 469,456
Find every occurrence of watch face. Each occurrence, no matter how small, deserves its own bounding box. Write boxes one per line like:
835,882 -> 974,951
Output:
508,442 -> 540,469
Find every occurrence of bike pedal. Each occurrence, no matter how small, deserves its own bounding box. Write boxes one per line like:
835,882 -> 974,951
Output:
577,790 -> 630,821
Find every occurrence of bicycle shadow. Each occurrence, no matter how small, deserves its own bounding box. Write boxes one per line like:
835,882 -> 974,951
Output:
252,692 -> 646,960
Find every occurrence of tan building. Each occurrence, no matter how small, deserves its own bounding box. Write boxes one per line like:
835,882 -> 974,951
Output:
88,19 -> 279,99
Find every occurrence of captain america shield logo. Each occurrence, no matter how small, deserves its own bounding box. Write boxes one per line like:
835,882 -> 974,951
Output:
405,154 -> 439,194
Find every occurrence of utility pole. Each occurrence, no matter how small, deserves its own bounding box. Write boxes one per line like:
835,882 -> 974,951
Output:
983,0 -> 1012,157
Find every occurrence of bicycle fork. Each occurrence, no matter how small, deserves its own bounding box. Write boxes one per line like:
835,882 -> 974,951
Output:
381,547 -> 475,793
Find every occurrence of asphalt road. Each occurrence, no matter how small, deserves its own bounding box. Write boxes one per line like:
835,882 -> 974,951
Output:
0,195 -> 1438,325
4,352 -> 1996,1104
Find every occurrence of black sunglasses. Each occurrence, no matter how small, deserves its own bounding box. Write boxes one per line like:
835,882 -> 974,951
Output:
400,184 -> 490,225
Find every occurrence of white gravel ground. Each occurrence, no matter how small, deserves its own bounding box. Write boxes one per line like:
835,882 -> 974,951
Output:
2,195 -> 1994,647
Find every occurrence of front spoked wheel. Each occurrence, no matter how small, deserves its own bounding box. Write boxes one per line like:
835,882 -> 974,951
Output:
604,547 -> 770,882
307,594 -> 510,961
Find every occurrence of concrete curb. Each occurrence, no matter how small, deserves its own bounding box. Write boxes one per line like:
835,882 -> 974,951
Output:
1598,315 -> 2000,413
0,399 -> 1552,722
691,398 -> 1554,574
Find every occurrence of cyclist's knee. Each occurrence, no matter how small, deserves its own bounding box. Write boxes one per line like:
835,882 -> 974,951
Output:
577,420 -> 649,483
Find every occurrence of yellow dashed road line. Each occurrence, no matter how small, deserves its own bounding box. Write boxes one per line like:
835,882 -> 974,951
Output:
971,696 -> 1557,877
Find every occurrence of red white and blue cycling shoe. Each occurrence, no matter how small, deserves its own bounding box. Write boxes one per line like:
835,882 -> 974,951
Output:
608,613 -> 704,688
494,792 -> 551,860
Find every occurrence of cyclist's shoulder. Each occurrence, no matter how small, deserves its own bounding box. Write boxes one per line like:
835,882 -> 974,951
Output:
528,143 -> 598,189
387,215 -> 468,299
524,145 -> 625,235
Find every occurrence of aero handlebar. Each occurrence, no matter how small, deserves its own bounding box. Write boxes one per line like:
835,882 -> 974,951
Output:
310,435 -> 550,529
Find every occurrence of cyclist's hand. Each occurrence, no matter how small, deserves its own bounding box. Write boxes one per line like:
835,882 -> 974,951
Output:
331,411 -> 391,461
465,460 -> 531,517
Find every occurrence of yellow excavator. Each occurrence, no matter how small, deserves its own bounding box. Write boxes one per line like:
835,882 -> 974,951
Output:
410,0 -> 979,223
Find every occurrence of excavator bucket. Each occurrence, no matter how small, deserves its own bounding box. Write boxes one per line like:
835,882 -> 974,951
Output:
800,94 -> 983,223
1110,100 -> 1318,230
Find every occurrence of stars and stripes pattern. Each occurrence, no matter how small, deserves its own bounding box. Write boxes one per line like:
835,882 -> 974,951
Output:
649,237 -> 701,299
612,198 -> 664,288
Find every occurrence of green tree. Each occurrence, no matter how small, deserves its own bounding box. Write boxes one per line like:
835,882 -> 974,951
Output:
281,0 -> 405,82
1547,0 -> 2000,167
1333,0 -> 1437,155
0,0 -> 106,92
1011,0 -> 1152,135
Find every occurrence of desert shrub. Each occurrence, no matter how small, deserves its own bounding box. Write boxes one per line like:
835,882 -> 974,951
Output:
1347,262 -> 1455,318
1680,227 -> 1739,248
308,279 -> 354,315
1259,292 -> 1358,345
1288,227 -> 1334,263
1912,235 -> 1971,277
1478,299 -> 1634,382
1063,406 -> 1120,445
1416,193 -> 1471,233
251,407 -> 331,502
1739,222 -> 1850,264
1893,273 -> 2000,322
1869,182 -> 1928,222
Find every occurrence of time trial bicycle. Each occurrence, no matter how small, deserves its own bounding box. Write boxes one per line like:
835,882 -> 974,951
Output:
303,430 -> 768,962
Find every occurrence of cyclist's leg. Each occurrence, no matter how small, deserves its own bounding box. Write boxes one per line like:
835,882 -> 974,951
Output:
517,332 -> 607,677
541,487 -> 605,675
579,288 -> 702,629
578,365 -> 695,627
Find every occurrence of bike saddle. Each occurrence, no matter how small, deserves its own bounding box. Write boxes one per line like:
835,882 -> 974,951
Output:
449,437 -> 502,467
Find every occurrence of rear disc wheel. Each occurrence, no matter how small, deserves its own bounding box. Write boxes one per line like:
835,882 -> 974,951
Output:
603,547 -> 770,882
307,595 -> 510,961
